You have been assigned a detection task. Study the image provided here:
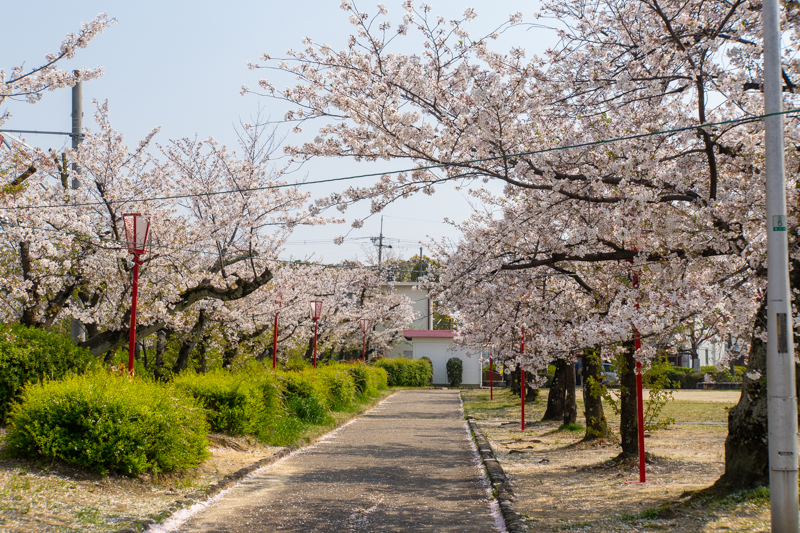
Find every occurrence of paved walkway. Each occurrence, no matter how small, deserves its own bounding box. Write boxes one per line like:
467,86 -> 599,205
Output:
171,390 -> 499,532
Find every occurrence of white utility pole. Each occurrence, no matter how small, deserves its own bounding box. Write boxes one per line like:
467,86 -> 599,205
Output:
70,71 -> 82,189
763,0 -> 799,529
70,72 -> 86,343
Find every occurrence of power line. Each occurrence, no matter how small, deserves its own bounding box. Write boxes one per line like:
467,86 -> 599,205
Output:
0,219 -> 431,275
1,109 -> 797,211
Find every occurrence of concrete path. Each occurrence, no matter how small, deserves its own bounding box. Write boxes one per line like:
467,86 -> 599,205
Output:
171,390 -> 499,532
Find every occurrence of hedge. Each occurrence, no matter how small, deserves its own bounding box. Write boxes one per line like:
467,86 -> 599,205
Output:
446,357 -> 463,387
0,324 -> 99,422
372,358 -> 432,387
6,371 -> 209,475
173,364 -> 282,439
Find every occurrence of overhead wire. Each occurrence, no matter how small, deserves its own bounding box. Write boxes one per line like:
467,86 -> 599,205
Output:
0,108 -> 797,211
0,219 -> 433,275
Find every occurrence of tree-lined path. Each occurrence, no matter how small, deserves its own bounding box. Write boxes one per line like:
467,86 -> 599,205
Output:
171,390 -> 498,532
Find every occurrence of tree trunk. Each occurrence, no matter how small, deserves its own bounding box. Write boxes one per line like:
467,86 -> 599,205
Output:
563,359 -> 577,425
222,345 -> 237,368
581,348 -> 610,440
172,310 -> 208,374
618,341 -> 638,458
197,335 -> 209,374
154,330 -> 167,381
543,359 -> 568,421
508,365 -> 521,396
715,298 -> 769,489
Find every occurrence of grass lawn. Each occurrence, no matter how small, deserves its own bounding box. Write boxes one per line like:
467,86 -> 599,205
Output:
462,387 -> 779,532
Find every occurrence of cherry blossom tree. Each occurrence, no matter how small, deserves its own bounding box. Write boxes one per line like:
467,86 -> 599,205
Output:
248,0 -> 800,486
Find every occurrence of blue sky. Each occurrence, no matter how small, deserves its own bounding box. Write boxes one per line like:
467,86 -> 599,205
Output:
2,1 -> 555,263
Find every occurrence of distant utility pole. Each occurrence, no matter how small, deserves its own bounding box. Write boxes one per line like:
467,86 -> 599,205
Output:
418,247 -> 423,280
371,216 -> 392,276
763,0 -> 799,529
70,72 -> 85,342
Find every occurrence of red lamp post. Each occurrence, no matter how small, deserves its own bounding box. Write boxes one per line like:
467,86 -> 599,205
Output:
122,213 -> 150,377
632,270 -> 647,484
520,326 -> 526,431
489,344 -> 494,401
310,300 -> 323,368
272,294 -> 282,370
360,318 -> 370,362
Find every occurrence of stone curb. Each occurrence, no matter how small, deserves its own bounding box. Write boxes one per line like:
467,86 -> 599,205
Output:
467,415 -> 527,533
115,446 -> 295,533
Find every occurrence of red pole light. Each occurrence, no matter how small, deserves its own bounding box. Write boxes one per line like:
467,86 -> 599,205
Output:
310,300 -> 322,368
128,256 -> 141,375
632,271 -> 646,483
489,349 -> 493,401
360,318 -> 370,362
520,327 -> 525,431
122,213 -> 150,377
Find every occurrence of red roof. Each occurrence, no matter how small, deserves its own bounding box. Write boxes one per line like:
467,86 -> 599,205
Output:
403,329 -> 455,339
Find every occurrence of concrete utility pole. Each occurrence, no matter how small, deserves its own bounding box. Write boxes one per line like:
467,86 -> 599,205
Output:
70,73 -> 86,343
70,71 -> 82,189
763,0 -> 799,529
373,216 -> 392,277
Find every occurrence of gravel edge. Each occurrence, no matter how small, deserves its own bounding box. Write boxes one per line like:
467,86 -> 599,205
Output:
466,415 -> 527,533
114,446 -> 295,533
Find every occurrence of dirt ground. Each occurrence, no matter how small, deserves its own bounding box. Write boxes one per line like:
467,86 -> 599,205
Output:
0,390 -> 394,533
462,387 -> 775,532
0,432 -> 280,533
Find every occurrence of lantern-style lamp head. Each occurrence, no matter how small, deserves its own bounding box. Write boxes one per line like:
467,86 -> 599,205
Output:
360,318 -> 370,334
122,213 -> 150,255
310,300 -> 323,321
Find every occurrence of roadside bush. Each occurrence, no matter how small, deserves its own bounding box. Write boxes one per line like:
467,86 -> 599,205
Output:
6,371 -> 208,475
684,372 -> 706,389
664,366 -> 692,389
0,324 -> 100,422
283,356 -> 311,372
346,362 -> 388,397
699,365 -> 743,383
173,367 -> 281,439
446,357 -> 463,387
373,358 -> 432,387
280,371 -> 331,424
316,365 -> 357,410
420,357 -> 434,384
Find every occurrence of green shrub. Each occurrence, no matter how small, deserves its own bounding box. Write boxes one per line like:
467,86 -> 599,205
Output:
420,357 -> 434,384
0,324 -> 100,422
279,371 -> 331,424
698,365 -> 742,383
372,358 -> 432,387
6,371 -> 208,475
283,356 -> 311,372
446,357 -> 463,387
346,363 -> 370,396
684,372 -> 705,389
173,367 -> 281,439
316,365 -> 357,410
664,368 -> 687,389
367,365 -> 389,391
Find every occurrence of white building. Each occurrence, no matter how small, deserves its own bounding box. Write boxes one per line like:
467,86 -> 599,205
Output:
379,282 -> 483,387
402,330 -> 483,387
383,281 -> 432,359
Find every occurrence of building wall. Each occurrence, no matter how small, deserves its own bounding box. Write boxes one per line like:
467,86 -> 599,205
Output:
412,338 -> 482,386
384,282 -> 430,359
